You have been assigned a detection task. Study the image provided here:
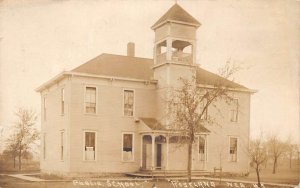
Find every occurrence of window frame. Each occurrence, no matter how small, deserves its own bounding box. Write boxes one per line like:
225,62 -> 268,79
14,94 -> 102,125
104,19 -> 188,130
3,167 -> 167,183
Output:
43,96 -> 47,121
61,88 -> 65,115
198,135 -> 207,161
43,133 -> 46,160
84,85 -> 98,115
121,132 -> 135,162
123,89 -> 135,117
199,96 -> 208,120
82,130 -> 97,161
229,136 -> 238,162
230,99 -> 239,122
60,131 -> 65,161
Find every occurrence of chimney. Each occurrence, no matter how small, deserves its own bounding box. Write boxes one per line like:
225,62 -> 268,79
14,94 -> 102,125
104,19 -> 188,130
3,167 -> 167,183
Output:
127,42 -> 135,57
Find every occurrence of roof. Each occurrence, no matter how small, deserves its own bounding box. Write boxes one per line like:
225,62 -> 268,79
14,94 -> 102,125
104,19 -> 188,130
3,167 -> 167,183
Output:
37,53 -> 252,92
72,53 -> 154,80
140,117 -> 210,133
196,67 -> 248,89
72,53 -> 249,90
140,118 -> 166,131
152,4 -> 201,29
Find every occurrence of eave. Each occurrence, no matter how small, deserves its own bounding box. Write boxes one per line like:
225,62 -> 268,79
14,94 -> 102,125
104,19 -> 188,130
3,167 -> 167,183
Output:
197,84 -> 257,94
35,71 -> 158,92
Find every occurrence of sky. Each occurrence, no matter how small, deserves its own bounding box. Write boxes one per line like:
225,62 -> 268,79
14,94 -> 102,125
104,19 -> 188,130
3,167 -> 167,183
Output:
0,0 -> 299,145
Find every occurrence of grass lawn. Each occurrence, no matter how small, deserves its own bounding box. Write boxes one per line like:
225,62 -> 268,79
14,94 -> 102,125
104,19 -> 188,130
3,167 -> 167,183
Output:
236,160 -> 300,185
0,175 -> 293,188
0,159 -> 298,188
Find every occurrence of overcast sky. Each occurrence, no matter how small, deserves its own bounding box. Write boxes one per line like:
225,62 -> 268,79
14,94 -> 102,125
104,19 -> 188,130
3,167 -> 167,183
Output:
0,0 -> 299,142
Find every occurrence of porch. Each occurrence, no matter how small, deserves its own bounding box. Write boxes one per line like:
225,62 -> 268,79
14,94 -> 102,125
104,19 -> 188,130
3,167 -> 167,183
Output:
138,118 -> 211,173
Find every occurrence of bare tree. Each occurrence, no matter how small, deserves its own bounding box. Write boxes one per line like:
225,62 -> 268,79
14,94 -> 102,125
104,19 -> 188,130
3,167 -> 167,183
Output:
9,108 -> 39,171
249,136 -> 268,188
167,62 -> 240,182
267,134 -> 288,174
5,133 -> 19,168
286,142 -> 298,168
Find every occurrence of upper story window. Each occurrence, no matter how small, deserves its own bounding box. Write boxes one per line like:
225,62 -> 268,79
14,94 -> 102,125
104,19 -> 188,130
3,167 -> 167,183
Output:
122,133 -> 134,161
124,90 -> 134,116
85,87 -> 96,114
230,99 -> 238,122
61,88 -> 65,115
43,97 -> 47,121
199,97 -> 208,120
229,137 -> 238,162
84,131 -> 96,161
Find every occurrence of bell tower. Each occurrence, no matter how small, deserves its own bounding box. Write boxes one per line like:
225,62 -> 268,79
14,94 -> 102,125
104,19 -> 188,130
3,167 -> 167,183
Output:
151,4 -> 201,88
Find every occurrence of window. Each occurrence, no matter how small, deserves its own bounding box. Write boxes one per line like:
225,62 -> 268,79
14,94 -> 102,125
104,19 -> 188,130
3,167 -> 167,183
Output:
85,87 -> 96,114
229,137 -> 237,162
230,99 -> 238,122
43,97 -> 47,121
43,133 -> 46,160
199,97 -> 208,120
122,133 -> 134,161
84,132 -> 96,161
60,131 -> 64,161
124,90 -> 134,116
61,88 -> 65,115
199,135 -> 206,161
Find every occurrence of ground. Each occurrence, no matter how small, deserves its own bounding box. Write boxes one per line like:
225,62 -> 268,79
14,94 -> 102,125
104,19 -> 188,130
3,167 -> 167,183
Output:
0,159 -> 299,188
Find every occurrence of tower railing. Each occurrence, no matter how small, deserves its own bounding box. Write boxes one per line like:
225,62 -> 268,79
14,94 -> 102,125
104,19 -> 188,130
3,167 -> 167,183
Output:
156,52 -> 192,65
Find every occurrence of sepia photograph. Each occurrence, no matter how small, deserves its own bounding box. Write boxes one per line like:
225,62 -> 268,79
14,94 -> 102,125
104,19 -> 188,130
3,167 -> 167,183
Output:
0,0 -> 299,187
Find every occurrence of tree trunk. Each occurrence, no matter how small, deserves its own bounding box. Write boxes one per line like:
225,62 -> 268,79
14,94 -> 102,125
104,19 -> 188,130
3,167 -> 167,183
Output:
255,166 -> 261,188
272,158 -> 277,174
187,142 -> 193,182
18,149 -> 22,171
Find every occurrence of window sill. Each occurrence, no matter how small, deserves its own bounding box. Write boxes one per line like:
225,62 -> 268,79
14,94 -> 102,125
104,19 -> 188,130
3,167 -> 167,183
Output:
84,113 -> 98,116
122,115 -> 135,118
82,160 -> 97,162
121,160 -> 135,163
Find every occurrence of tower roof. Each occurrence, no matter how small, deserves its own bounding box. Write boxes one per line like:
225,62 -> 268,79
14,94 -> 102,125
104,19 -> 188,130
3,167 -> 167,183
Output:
151,4 -> 201,29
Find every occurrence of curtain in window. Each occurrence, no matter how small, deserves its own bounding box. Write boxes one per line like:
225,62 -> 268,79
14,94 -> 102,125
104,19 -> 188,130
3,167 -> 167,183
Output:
85,132 -> 95,160
230,99 -> 238,122
85,87 -> 96,113
123,134 -> 133,151
124,90 -> 134,116
123,134 -> 133,161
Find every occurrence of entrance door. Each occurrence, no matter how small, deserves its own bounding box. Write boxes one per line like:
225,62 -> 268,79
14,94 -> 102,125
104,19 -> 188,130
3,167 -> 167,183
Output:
156,144 -> 162,168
